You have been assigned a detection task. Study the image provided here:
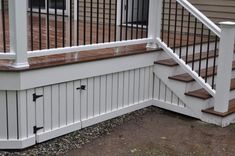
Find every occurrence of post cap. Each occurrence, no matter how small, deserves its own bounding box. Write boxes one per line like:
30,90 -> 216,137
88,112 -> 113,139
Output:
220,21 -> 235,28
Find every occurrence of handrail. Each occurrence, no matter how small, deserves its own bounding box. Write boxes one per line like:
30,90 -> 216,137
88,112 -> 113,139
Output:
0,53 -> 16,60
156,38 -> 216,97
177,0 -> 221,37
27,38 -> 153,58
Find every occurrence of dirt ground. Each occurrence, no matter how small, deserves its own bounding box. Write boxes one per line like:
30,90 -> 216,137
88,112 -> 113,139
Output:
65,108 -> 235,156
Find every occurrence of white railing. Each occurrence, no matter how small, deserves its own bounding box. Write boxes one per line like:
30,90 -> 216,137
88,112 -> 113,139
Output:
156,0 -> 235,113
177,0 -> 221,37
0,0 -> 155,64
27,38 -> 153,58
156,39 -> 216,96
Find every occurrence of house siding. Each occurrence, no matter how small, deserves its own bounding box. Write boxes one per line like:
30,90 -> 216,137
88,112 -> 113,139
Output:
188,0 -> 235,23
77,0 -> 116,24
1,0 -> 234,27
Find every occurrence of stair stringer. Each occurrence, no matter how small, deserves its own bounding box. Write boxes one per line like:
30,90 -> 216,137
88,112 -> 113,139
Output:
153,64 -> 214,120
152,74 -> 197,118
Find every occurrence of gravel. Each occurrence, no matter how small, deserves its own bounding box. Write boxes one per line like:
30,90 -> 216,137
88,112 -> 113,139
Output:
0,106 -> 156,156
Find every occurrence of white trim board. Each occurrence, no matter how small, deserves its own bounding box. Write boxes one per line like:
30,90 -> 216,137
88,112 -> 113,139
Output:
0,136 -> 35,149
0,50 -> 161,90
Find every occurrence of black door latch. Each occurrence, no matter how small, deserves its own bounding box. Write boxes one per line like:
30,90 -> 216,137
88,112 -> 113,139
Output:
33,93 -> 43,102
33,126 -> 44,134
76,85 -> 86,90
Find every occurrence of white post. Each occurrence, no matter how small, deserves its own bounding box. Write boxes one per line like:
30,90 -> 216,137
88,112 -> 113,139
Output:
115,0 -> 122,42
214,22 -> 235,113
74,0 -> 77,20
8,0 -> 29,68
146,0 -> 162,49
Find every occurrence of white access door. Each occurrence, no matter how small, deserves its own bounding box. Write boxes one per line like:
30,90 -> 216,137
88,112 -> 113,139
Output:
33,82 -> 83,143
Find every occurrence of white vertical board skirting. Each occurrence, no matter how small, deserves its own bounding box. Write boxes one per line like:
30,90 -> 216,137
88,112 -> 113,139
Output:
0,66 -> 155,149
0,64 -> 210,149
153,74 -> 186,108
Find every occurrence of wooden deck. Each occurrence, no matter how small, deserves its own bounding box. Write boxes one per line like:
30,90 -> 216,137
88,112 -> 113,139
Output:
0,13 -> 148,52
0,13 -> 211,71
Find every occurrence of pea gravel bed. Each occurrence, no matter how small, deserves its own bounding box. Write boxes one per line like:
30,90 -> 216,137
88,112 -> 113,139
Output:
0,106 -> 156,156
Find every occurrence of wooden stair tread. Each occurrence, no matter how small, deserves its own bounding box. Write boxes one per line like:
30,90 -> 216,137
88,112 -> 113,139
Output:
169,61 -> 235,82
155,51 -> 217,67
185,88 -> 212,100
202,99 -> 235,117
185,78 -> 235,100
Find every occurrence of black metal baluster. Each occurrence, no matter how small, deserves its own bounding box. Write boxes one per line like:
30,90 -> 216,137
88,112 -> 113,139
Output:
114,0 -> 117,41
62,0 -> 66,47
30,0 -> 34,51
125,0 -> 129,40
96,0 -> 99,43
186,12 -> 191,64
173,2 -> 178,51
145,0 -> 149,38
136,0 -> 140,39
90,0 -> 93,44
130,0 -> 134,40
212,36 -> 218,89
1,0 -> 6,52
77,0 -> 80,45
120,0 -> 123,41
55,0 -> 58,48
38,0 -> 42,50
70,0 -> 73,46
140,0 -> 144,38
102,0 -> 105,43
205,30 -> 211,83
198,24 -> 204,76
108,0 -> 111,42
192,18 -> 197,70
47,0 -> 50,49
84,0 -> 86,45
179,7 -> 184,58
167,0 -> 172,45
161,0 -> 165,40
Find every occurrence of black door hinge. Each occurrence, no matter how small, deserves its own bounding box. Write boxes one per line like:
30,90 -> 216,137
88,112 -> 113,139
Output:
76,85 -> 86,90
33,126 -> 44,134
33,93 -> 43,102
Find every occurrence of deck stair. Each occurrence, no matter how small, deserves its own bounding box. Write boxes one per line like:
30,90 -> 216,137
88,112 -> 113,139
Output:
153,45 -> 235,126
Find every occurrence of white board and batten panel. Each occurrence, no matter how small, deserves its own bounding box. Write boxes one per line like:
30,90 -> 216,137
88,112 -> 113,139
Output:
0,90 -> 36,149
0,90 -> 33,140
0,65 -> 154,148
0,91 -> 19,140
153,74 -> 186,107
0,91 -> 8,140
34,66 -> 153,142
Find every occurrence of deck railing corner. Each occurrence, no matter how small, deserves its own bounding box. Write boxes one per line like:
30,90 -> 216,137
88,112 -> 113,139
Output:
146,0 -> 162,49
7,0 -> 29,68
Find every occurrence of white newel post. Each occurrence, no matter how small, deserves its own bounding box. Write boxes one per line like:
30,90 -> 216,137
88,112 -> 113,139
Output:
214,22 -> 235,113
115,0 -> 122,42
9,0 -> 29,68
146,0 -> 163,49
